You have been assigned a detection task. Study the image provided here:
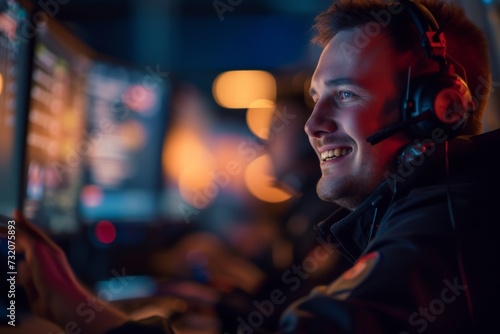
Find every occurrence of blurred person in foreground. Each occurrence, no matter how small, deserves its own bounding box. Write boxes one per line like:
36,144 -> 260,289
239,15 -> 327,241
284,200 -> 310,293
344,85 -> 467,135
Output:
14,0 -> 500,333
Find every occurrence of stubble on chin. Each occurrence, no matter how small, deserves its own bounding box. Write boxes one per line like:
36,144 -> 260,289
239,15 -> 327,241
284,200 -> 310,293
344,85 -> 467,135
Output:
315,175 -> 371,211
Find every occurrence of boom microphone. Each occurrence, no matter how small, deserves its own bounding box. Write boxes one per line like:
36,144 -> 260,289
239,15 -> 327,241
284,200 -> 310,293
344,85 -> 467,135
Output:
366,111 -> 432,145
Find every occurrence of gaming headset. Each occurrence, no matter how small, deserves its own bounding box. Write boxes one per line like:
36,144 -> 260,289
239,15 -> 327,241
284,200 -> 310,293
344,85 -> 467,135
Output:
366,0 -> 475,145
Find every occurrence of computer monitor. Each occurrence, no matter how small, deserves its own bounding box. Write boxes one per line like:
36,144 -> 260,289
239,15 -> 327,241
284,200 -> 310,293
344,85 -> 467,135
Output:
17,15 -> 169,243
0,0 -> 31,220
79,60 -> 169,224
0,0 -> 33,325
22,17 -> 95,236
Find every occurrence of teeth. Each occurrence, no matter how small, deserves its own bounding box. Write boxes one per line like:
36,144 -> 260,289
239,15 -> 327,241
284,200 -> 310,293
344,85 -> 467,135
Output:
320,148 -> 352,162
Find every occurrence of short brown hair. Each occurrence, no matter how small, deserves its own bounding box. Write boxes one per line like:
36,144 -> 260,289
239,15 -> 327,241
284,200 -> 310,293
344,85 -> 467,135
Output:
312,0 -> 491,135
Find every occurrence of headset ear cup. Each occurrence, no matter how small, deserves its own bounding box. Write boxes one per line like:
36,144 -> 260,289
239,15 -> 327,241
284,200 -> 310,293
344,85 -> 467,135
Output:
403,73 -> 473,140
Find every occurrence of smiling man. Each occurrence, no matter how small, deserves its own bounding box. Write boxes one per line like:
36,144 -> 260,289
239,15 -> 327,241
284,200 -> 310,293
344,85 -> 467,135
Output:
12,1 -> 500,334
307,29 -> 411,209
279,1 -> 500,333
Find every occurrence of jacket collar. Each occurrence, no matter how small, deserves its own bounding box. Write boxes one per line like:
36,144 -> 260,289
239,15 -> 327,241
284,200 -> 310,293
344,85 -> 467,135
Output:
315,181 -> 392,263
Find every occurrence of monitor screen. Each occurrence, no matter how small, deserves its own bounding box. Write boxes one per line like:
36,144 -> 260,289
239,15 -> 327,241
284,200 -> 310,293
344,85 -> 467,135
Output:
0,0 -> 30,218
79,60 -> 169,223
22,18 -> 94,235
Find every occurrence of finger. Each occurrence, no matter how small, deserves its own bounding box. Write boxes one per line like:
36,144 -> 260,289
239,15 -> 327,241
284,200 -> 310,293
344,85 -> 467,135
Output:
13,211 -> 62,272
33,240 -> 77,285
13,210 -> 60,250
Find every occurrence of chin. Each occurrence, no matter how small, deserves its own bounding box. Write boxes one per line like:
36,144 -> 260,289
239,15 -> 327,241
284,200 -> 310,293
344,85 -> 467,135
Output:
315,177 -> 346,207
316,175 -> 372,210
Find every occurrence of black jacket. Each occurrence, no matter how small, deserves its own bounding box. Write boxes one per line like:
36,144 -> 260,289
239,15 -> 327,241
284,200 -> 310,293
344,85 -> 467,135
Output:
279,129 -> 500,333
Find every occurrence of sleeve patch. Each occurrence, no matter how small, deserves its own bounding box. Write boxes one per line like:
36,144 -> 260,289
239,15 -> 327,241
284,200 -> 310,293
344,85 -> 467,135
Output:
326,251 -> 379,299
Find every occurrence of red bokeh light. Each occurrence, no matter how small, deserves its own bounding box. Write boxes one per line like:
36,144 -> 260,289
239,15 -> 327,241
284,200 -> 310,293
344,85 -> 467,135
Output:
95,220 -> 117,244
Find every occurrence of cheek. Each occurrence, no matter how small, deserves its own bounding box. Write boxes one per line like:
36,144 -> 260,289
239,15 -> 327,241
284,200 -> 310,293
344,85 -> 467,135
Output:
344,98 -> 401,142
342,110 -> 382,141
346,113 -> 407,172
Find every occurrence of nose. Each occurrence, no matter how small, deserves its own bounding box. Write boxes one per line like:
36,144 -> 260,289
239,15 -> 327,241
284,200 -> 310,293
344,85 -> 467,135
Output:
304,100 -> 337,138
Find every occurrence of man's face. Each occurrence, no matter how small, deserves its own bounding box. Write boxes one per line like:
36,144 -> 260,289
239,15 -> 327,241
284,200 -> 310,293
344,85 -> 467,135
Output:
306,28 -> 412,209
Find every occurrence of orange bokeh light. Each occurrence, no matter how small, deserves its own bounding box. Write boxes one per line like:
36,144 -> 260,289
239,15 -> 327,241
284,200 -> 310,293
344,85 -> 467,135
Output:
246,99 -> 276,140
212,70 -> 276,109
244,154 -> 293,203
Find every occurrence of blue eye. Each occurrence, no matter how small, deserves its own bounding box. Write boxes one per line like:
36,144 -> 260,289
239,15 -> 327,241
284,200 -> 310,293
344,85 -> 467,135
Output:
337,91 -> 356,100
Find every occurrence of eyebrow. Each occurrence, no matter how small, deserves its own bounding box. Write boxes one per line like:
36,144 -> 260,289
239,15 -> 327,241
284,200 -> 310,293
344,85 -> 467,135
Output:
309,78 -> 358,98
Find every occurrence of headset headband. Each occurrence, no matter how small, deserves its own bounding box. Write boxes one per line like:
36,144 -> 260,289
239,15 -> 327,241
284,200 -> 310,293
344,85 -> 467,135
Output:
399,0 -> 447,67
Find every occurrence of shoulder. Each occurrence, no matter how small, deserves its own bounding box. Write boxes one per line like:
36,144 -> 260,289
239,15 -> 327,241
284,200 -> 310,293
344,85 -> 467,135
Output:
374,181 -> 480,244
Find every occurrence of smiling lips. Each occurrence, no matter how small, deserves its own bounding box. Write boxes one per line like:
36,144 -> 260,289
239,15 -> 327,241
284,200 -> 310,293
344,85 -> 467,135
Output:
320,148 -> 353,162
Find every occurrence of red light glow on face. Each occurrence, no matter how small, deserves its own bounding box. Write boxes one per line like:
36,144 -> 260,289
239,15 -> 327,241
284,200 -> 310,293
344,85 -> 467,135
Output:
95,220 -> 117,244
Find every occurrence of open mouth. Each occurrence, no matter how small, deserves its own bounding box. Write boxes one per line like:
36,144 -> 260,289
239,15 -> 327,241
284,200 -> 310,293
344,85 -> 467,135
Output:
320,148 -> 353,162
